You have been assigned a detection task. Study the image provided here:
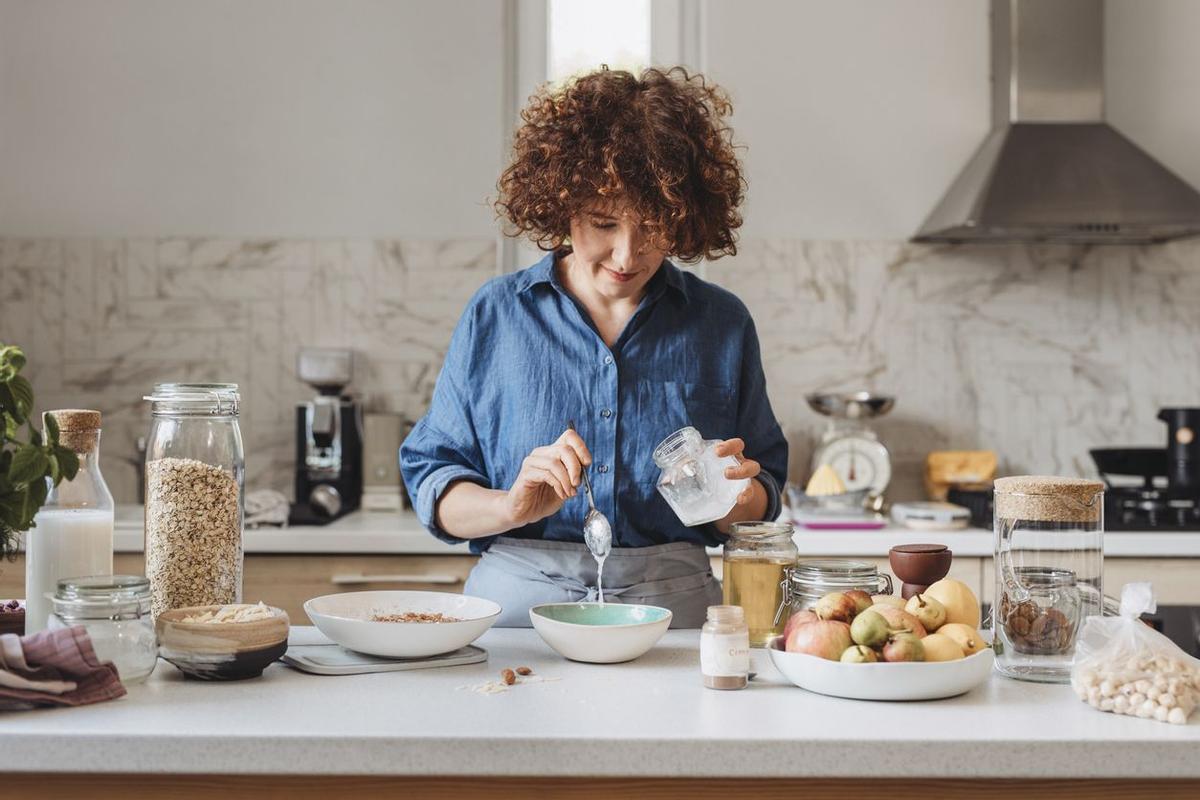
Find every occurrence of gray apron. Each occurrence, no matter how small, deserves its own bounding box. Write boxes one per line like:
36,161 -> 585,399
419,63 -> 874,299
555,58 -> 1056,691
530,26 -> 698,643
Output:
464,537 -> 722,629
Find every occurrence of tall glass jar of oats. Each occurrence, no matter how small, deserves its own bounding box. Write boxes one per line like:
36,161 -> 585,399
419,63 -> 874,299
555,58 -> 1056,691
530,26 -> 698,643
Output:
143,384 -> 244,617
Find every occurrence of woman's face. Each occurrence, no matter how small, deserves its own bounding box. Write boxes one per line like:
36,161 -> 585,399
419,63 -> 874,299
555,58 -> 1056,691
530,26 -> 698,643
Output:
567,203 -> 667,301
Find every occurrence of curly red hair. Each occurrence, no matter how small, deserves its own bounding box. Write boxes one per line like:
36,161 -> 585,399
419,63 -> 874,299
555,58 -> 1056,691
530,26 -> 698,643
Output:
495,66 -> 745,263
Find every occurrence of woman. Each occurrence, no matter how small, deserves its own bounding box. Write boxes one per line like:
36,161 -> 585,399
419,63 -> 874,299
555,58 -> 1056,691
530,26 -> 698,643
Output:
400,66 -> 787,628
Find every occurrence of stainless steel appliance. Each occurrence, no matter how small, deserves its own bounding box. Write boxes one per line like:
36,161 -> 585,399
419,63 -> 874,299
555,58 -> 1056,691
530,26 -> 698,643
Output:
1089,407 -> 1200,531
290,349 -> 363,524
914,0 -> 1200,244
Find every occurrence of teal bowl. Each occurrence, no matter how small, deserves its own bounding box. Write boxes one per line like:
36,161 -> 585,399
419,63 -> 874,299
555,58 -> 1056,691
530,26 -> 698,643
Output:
529,602 -> 672,663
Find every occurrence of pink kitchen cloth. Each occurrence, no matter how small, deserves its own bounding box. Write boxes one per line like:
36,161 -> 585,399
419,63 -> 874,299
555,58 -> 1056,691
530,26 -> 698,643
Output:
0,625 -> 126,708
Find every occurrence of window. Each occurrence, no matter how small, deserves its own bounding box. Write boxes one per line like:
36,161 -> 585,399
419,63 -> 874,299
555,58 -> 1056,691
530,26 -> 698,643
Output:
547,0 -> 651,84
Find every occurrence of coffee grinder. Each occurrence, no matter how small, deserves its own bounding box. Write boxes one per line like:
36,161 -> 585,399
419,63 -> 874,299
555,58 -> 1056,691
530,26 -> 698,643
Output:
290,348 -> 363,524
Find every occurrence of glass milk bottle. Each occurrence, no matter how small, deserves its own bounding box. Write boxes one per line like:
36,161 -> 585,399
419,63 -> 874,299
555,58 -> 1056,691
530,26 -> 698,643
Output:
653,426 -> 749,526
25,410 -> 115,634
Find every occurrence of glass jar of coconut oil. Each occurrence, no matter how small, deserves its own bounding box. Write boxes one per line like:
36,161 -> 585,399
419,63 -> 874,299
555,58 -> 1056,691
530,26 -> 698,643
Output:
723,521 -> 797,647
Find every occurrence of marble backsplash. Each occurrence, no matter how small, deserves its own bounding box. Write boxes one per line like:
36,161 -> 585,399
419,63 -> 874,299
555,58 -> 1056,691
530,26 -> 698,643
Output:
2,236 -> 1197,504
0,237 -> 498,503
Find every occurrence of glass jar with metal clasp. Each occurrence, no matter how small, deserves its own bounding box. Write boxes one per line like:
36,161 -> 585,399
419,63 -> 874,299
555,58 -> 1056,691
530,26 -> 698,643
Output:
722,521 -> 798,647
47,575 -> 157,684
143,383 -> 244,618
779,559 -> 895,626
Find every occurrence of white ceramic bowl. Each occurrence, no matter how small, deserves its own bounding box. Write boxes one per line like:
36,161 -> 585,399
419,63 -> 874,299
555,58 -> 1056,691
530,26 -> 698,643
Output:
304,591 -> 500,658
529,603 -> 672,664
767,641 -> 995,701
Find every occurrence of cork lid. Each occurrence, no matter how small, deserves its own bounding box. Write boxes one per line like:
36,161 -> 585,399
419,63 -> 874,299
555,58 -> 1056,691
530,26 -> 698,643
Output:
993,475 -> 1104,523
44,409 -> 101,453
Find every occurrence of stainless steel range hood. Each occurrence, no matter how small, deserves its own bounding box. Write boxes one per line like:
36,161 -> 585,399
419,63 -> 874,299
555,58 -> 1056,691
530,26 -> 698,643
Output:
913,0 -> 1200,245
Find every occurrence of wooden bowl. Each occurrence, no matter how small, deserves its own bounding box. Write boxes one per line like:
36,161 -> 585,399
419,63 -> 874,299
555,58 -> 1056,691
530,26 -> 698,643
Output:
156,605 -> 290,681
888,544 -> 953,587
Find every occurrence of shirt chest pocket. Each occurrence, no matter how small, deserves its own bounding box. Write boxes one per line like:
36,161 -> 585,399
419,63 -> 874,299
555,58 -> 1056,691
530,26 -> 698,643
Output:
633,380 -> 737,452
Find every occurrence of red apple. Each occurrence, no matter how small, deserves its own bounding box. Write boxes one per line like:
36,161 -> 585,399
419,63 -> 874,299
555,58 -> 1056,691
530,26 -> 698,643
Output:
783,609 -> 819,642
785,620 -> 853,660
844,589 -> 874,615
814,591 -> 857,623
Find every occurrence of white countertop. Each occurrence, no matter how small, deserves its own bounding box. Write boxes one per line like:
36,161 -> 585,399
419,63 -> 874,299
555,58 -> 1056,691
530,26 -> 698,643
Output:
114,506 -> 1200,558
3,627 -> 1197,778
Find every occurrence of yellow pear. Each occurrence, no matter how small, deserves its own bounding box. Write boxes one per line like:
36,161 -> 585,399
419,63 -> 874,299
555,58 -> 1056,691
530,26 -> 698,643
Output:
924,578 -> 980,628
920,633 -> 965,662
938,623 -> 987,655
871,595 -> 906,610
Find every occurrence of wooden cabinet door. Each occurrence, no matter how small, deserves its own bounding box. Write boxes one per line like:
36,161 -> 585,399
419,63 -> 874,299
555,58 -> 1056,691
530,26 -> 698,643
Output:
0,553 -> 479,625
243,555 -> 479,623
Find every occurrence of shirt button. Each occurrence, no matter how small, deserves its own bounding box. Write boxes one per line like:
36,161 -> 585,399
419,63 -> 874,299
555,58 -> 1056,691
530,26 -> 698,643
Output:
597,464 -> 609,473
603,355 -> 613,365
600,408 -> 612,418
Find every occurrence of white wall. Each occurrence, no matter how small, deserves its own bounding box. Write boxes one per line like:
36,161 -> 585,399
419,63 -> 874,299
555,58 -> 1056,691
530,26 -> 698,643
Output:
702,0 -> 991,240
1106,0 -> 1200,188
0,0 -> 506,238
4,0 -> 1198,244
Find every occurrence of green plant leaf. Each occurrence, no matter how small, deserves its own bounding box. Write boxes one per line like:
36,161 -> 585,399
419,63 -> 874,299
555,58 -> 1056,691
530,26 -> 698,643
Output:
0,345 -> 27,373
9,445 -> 49,485
8,374 -> 33,420
27,475 -> 48,512
29,425 -> 43,447
55,447 -> 80,482
0,384 -> 20,424
44,412 -> 59,441
47,453 -> 60,482
0,495 -> 24,531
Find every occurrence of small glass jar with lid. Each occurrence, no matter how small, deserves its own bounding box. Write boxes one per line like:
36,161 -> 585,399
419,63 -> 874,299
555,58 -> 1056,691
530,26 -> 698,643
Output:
782,559 -> 894,618
144,383 -> 244,617
654,426 -> 749,527
994,476 -> 1103,683
47,575 -> 157,684
722,521 -> 798,647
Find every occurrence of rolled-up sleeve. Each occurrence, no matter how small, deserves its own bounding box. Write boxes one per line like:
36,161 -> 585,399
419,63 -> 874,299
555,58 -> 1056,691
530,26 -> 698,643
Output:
400,301 -> 490,544
737,316 -> 788,522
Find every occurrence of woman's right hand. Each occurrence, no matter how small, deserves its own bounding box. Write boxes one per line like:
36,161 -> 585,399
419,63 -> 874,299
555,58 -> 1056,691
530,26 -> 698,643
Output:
501,429 -> 592,527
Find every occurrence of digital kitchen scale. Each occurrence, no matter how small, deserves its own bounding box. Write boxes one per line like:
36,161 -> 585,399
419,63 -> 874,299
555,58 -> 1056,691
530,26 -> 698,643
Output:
807,392 -> 895,500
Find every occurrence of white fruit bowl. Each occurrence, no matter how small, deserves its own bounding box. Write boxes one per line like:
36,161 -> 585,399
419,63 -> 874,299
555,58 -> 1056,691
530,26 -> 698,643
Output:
304,591 -> 500,658
767,641 -> 995,701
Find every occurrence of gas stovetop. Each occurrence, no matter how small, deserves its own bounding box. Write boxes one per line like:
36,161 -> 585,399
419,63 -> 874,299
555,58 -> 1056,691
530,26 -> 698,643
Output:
1090,447 -> 1200,531
1103,487 -> 1200,531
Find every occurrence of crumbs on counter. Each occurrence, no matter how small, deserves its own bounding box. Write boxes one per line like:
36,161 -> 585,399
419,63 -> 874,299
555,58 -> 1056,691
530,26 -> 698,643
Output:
459,665 -> 559,695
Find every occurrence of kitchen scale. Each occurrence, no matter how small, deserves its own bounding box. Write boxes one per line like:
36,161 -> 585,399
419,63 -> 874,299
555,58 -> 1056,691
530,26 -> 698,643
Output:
807,392 -> 894,500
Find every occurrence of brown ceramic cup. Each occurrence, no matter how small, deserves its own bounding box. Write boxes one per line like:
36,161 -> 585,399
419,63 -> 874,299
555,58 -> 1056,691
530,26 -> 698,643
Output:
889,544 -> 953,599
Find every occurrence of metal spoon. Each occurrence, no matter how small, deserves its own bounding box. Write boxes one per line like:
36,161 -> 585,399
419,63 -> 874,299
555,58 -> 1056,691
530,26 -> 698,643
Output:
567,420 -> 612,601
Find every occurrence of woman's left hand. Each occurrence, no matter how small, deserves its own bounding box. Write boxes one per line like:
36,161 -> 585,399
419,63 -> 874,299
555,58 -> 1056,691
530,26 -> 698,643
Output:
714,438 -> 761,505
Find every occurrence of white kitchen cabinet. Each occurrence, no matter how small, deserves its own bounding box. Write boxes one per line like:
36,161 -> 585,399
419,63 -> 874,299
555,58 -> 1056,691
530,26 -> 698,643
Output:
982,558 -> 1200,606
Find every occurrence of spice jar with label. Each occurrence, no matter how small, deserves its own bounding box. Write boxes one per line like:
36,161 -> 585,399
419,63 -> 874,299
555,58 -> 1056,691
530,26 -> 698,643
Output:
781,559 -> 894,619
700,605 -> 750,690
722,521 -> 798,647
144,383 -> 244,617
994,475 -> 1104,683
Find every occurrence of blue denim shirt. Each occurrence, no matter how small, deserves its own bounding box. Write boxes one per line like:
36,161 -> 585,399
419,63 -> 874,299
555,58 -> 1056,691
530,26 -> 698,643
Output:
400,252 -> 788,554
